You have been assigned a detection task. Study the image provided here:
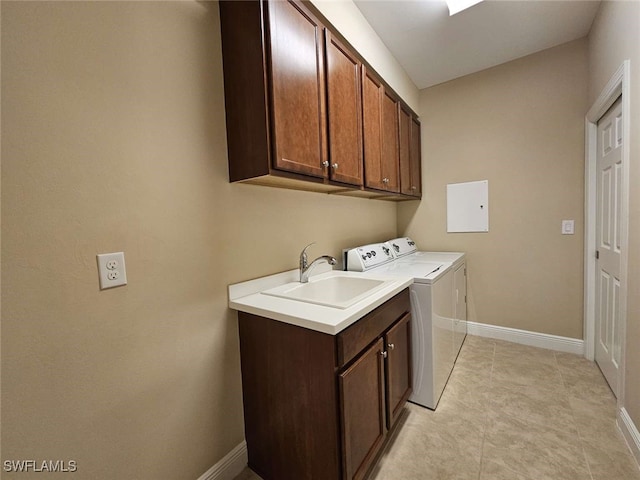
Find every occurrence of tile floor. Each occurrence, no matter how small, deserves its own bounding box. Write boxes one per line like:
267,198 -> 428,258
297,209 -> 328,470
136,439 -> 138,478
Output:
234,335 -> 640,480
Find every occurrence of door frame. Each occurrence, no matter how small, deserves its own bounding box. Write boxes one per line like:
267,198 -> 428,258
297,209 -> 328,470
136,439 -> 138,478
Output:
584,61 -> 630,405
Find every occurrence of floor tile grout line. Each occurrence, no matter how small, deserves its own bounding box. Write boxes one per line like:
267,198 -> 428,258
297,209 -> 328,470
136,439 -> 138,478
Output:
476,340 -> 496,480
483,341 -> 592,480
556,350 -> 597,480
555,350 -> 633,480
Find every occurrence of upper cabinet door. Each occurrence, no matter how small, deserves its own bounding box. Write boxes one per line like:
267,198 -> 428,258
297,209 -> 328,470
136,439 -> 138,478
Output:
267,0 -> 327,178
381,91 -> 400,193
399,105 -> 412,195
362,66 -> 385,191
410,116 -> 422,197
400,107 -> 421,197
325,32 -> 363,187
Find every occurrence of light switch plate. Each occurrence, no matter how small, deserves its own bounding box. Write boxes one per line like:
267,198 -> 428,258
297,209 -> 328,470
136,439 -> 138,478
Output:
97,252 -> 127,289
562,220 -> 575,235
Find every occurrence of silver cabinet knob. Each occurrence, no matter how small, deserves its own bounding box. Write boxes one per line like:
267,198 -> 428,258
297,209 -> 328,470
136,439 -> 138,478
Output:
387,343 -> 395,350
411,186 -> 416,190
379,350 -> 388,358
332,163 -> 338,169
322,161 -> 329,168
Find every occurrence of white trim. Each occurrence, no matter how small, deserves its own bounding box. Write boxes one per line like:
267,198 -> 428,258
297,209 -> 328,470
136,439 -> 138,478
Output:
583,117 -> 597,361
583,60 -> 630,406
197,441 -> 247,480
618,408 -> 640,468
466,321 -> 584,355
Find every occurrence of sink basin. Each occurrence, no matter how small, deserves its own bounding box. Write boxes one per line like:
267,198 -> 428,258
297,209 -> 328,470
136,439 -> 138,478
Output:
261,274 -> 388,309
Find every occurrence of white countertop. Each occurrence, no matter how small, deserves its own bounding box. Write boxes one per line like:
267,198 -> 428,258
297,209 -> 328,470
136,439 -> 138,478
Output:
228,267 -> 413,335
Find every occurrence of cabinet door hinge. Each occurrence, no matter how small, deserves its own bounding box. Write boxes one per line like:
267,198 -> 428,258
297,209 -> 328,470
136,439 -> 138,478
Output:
596,250 -> 600,260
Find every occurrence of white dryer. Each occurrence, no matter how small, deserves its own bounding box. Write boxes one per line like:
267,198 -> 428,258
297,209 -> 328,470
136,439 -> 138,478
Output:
344,239 -> 466,410
387,238 -> 468,360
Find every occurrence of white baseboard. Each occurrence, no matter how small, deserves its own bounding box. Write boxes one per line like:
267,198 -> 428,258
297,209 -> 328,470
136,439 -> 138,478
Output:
466,321 -> 584,355
619,408 -> 640,468
197,441 -> 247,480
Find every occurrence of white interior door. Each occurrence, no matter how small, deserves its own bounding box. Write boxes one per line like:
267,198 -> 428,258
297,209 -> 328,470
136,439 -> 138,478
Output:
595,96 -> 623,396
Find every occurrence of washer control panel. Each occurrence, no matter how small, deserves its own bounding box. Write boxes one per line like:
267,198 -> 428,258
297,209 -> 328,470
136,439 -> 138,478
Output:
344,243 -> 395,272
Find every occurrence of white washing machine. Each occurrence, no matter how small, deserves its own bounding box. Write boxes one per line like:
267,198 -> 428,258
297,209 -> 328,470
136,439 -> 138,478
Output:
344,239 -> 466,410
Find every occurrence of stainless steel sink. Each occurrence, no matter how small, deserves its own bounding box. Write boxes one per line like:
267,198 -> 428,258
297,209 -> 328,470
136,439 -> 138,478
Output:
261,274 -> 388,309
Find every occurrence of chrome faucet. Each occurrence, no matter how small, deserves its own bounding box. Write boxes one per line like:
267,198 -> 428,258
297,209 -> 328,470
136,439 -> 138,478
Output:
299,243 -> 337,283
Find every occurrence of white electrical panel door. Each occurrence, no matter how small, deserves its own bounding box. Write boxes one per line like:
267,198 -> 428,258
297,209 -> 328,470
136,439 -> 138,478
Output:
447,180 -> 489,233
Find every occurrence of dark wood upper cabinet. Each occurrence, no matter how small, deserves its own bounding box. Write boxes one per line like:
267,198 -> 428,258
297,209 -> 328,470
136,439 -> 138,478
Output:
268,0 -> 327,178
325,31 -> 363,186
219,0 -> 271,183
399,105 -> 412,195
363,66 -> 401,194
219,0 -> 420,200
219,0 -> 328,184
362,66 -> 385,191
381,90 -> 400,193
400,105 -> 422,197
409,116 -> 422,197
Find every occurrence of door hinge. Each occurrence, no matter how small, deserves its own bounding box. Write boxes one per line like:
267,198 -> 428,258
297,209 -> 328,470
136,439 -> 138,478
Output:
596,250 -> 600,259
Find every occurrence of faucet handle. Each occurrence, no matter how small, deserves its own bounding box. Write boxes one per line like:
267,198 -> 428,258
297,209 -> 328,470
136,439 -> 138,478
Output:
300,242 -> 316,267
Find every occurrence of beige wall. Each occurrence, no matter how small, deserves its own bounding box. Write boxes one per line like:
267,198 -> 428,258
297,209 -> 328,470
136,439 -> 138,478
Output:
398,39 -> 588,339
588,0 -> 640,433
0,2 -> 407,478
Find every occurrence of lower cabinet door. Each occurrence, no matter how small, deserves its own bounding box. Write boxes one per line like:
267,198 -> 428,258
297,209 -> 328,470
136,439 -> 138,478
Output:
339,338 -> 387,480
385,313 -> 412,429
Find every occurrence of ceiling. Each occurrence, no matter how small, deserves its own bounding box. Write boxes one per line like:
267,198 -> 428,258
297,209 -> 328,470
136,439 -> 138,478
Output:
353,0 -> 601,89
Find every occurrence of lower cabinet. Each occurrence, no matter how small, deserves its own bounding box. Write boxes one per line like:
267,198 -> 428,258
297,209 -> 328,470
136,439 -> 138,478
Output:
238,289 -> 412,480
340,313 -> 412,480
339,339 -> 386,480
384,313 -> 412,428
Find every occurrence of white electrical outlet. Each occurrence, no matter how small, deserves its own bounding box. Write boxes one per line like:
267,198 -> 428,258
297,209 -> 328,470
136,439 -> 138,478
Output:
97,252 -> 127,289
106,259 -> 119,270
